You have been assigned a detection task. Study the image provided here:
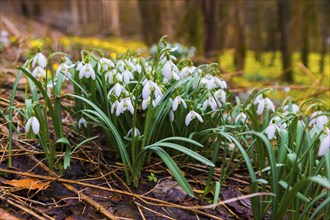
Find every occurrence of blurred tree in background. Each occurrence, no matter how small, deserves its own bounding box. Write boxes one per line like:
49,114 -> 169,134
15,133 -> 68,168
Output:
1,0 -> 328,81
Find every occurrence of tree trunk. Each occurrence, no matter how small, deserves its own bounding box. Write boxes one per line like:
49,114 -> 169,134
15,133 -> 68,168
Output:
138,0 -> 161,45
202,0 -> 219,58
233,0 -> 246,71
278,0 -> 293,82
182,0 -> 204,55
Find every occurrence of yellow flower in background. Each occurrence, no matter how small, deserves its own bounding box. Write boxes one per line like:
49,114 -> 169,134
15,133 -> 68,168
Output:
110,52 -> 117,58
29,40 -> 43,49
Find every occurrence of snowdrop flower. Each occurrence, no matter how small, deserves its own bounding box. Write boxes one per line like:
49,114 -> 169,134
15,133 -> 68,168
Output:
265,117 -> 281,140
214,89 -> 227,104
152,95 -> 162,107
78,117 -> 87,129
76,62 -> 84,71
142,80 -> 162,100
116,97 -> 134,116
202,97 -> 218,111
309,111 -> 329,130
111,100 -> 120,114
215,78 -> 227,89
235,112 -> 247,124
79,63 -> 95,80
179,66 -> 196,78
185,110 -> 203,126
98,57 -> 114,72
32,53 -> 47,68
108,83 -> 127,98
25,116 -> 40,135
122,69 -> 134,84
162,60 -> 179,82
105,69 -> 123,84
202,77 -> 217,90
56,63 -> 75,81
116,60 -> 125,72
171,96 -> 187,111
127,127 -> 141,138
255,95 -> 275,115
32,66 -> 46,78
283,104 -> 299,114
318,129 -> 330,157
142,97 -> 151,110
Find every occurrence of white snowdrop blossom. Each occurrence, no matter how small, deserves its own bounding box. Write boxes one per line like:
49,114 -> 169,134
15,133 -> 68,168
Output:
255,95 -> 275,115
122,70 -> 134,84
56,63 -> 75,81
171,96 -> 187,111
214,89 -> 227,104
116,60 -> 125,72
111,100 -> 120,114
142,80 -> 162,100
152,95 -> 162,107
127,127 -> 141,138
283,104 -> 300,114
318,129 -> 330,157
309,111 -> 329,130
142,97 -> 151,110
78,117 -> 87,129
185,110 -> 203,126
202,96 -> 218,111
105,69 -> 123,84
25,116 -> 40,135
116,97 -> 134,116
108,83 -> 127,98
79,63 -> 95,80
265,117 -> 281,140
216,78 -> 227,89
32,66 -> 46,78
235,112 -> 247,124
162,60 -> 179,82
76,62 -> 84,71
98,57 -> 114,72
202,76 -> 227,90
32,53 -> 47,68
179,66 -> 197,78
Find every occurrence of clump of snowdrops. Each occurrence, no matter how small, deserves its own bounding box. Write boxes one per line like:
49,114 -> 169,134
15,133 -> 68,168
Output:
6,37 -> 330,219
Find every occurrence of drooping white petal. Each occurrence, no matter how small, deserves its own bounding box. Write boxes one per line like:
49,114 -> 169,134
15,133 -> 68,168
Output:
32,53 -> 47,68
265,124 -> 276,140
142,81 -> 151,100
172,97 -> 179,111
185,111 -> 192,126
142,97 -> 150,110
31,117 -> 40,135
257,100 -> 265,115
318,132 -> 330,157
195,111 -> 203,123
265,98 -> 275,112
110,101 -> 119,114
162,61 -> 172,79
79,64 -> 87,79
25,117 -> 32,133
